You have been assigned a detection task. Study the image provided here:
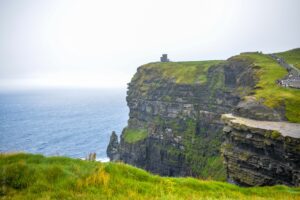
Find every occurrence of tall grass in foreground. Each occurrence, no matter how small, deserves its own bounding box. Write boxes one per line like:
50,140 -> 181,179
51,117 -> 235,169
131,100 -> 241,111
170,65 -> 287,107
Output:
0,153 -> 299,199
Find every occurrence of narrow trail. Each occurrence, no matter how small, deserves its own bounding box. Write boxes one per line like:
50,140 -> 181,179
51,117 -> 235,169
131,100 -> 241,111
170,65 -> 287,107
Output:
269,54 -> 300,89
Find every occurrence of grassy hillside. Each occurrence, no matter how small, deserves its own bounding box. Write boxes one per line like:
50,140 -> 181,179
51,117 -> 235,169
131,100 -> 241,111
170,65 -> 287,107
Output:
276,48 -> 300,70
235,52 -> 300,122
1,153 -> 300,200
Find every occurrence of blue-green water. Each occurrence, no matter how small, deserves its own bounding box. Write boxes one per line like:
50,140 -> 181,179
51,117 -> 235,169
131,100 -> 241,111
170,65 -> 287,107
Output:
0,89 -> 128,161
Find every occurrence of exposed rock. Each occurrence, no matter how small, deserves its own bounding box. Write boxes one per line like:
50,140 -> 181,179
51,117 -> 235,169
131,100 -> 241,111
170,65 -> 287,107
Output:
234,96 -> 285,121
107,131 -> 120,161
221,114 -> 300,186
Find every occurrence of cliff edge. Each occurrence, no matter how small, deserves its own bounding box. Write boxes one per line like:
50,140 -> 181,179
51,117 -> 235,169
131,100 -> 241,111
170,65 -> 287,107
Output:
107,49 -> 300,185
222,114 -> 300,186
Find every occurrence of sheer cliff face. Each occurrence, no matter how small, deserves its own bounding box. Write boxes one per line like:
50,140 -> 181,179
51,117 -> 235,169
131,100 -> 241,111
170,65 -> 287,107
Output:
222,114 -> 300,186
110,58 -> 256,178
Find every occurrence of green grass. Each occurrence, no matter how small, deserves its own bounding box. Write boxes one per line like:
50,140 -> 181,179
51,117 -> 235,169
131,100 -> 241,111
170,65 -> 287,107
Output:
136,60 -> 223,85
123,128 -> 148,143
276,48 -> 300,70
235,53 -> 300,123
198,157 -> 226,181
1,153 -> 300,200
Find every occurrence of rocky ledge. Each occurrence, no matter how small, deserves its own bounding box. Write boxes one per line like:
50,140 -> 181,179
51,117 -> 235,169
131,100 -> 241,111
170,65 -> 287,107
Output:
221,114 -> 300,186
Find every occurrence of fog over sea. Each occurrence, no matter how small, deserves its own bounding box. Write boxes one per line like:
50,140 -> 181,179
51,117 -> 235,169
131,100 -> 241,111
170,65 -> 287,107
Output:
0,89 -> 128,161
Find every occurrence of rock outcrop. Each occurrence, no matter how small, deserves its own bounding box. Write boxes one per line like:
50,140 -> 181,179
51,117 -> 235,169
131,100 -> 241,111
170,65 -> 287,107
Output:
106,131 -> 120,161
233,96 -> 285,121
222,114 -> 300,186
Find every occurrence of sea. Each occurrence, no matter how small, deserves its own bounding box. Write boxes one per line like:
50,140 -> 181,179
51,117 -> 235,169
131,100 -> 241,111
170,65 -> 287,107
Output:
0,89 -> 128,161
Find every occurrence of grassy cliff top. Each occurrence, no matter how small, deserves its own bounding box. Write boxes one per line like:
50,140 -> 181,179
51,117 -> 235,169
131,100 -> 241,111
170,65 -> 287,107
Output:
132,49 -> 300,122
135,60 -> 223,85
1,153 -> 300,200
235,52 -> 300,123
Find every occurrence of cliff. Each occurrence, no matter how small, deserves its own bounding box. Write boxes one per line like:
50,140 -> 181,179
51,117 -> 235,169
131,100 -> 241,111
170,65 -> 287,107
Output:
108,58 -> 257,179
222,114 -> 300,186
107,50 -> 300,185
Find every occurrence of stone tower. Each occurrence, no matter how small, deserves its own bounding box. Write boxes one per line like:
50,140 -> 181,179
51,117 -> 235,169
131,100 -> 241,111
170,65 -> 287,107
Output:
160,54 -> 170,62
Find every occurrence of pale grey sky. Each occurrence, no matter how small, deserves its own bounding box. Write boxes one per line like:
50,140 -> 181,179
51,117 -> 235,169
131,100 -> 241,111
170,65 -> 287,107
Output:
0,0 -> 299,90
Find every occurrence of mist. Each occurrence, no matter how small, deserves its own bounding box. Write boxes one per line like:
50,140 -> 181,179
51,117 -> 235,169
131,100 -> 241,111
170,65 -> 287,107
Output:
0,0 -> 300,90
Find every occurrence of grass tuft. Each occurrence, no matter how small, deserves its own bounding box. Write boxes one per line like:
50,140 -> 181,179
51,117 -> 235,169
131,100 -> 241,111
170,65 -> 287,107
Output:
123,128 -> 148,143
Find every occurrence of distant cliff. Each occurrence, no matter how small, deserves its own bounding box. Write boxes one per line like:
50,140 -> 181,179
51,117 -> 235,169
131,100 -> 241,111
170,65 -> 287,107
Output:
107,49 -> 300,185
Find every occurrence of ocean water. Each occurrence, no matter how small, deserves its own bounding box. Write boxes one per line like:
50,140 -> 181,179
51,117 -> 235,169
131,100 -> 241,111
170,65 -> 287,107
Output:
0,89 -> 128,161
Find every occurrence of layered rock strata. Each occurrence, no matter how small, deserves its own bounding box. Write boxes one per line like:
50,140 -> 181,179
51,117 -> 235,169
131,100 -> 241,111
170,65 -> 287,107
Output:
222,114 -> 300,186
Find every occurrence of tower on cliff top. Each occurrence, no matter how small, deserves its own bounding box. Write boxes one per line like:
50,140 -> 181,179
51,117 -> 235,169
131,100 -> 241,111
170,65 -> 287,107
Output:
160,54 -> 170,62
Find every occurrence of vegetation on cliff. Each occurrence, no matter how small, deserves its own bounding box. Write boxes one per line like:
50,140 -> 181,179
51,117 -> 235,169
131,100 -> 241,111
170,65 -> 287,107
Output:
1,153 -> 300,200
134,60 -> 223,85
235,52 -> 300,122
123,128 -> 148,143
181,119 -> 226,180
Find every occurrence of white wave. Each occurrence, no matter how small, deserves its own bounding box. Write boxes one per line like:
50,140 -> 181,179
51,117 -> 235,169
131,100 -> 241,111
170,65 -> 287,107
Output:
96,157 -> 110,162
80,157 -> 110,162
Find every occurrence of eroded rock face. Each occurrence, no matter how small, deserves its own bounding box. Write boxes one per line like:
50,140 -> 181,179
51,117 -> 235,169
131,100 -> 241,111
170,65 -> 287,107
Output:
234,96 -> 285,121
221,114 -> 300,186
107,58 -> 257,177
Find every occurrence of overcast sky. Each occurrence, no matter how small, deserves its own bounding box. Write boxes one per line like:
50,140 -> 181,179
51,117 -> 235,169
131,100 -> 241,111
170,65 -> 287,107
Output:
0,0 -> 299,90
